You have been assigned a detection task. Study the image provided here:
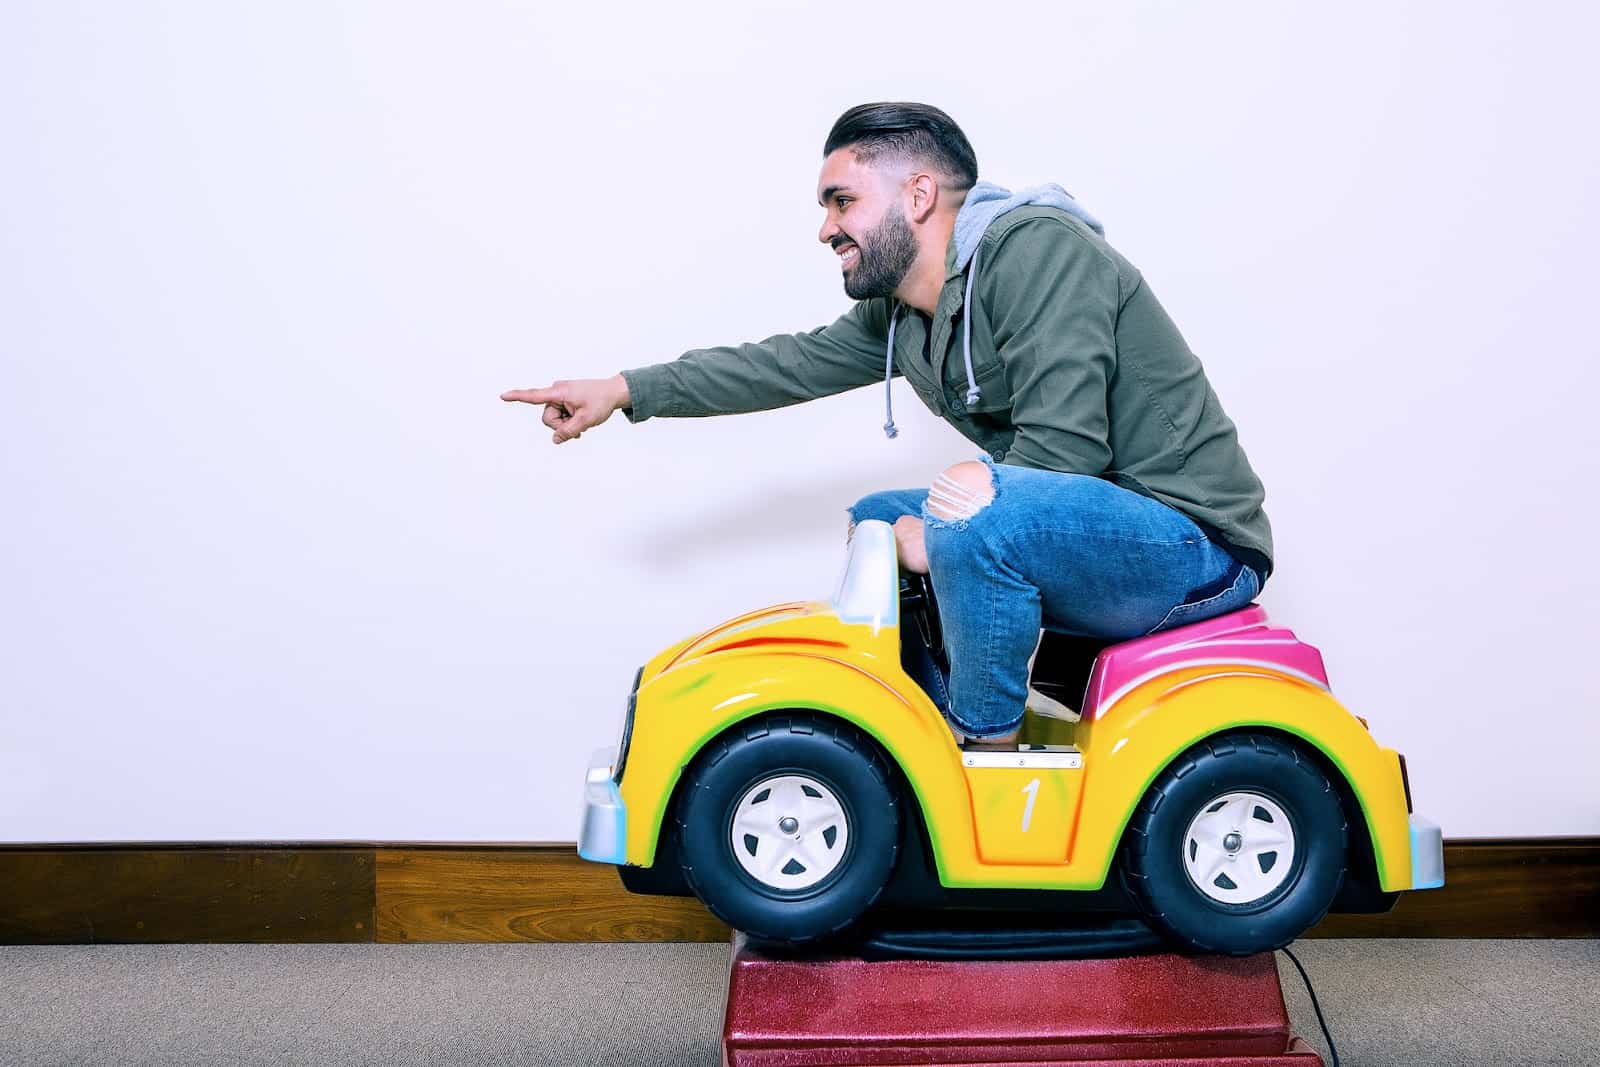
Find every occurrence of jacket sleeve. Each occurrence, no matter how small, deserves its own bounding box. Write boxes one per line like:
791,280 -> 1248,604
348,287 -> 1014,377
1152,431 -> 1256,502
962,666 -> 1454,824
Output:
983,220 -> 1120,474
619,299 -> 893,422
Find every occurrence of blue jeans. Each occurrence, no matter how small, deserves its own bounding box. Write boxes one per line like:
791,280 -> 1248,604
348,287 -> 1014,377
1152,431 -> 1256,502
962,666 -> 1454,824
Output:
846,456 -> 1262,740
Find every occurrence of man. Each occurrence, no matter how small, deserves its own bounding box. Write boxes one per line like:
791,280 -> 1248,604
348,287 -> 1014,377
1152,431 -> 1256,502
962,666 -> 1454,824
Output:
503,102 -> 1272,750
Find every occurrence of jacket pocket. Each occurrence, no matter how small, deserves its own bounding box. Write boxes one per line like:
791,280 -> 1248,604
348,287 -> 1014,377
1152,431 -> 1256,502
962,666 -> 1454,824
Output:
948,355 -> 1010,416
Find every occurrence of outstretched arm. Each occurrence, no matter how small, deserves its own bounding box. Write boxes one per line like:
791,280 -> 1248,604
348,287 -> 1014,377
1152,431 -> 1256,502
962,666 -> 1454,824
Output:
617,298 -> 894,422
502,299 -> 896,445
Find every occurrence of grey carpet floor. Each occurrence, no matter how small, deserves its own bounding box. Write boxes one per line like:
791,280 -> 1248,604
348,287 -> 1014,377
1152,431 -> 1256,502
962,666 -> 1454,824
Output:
1,939 -> 1595,1066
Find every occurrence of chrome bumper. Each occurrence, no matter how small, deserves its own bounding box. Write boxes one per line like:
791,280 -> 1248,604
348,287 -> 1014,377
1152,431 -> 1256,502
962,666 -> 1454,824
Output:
578,746 -> 627,866
1409,813 -> 1445,890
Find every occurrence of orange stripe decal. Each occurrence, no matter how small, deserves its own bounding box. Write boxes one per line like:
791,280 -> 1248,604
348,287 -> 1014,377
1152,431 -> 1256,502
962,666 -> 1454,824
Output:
710,636 -> 849,654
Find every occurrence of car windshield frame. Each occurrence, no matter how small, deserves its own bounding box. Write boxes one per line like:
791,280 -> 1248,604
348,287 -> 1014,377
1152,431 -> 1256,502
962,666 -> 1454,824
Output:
830,519 -> 899,634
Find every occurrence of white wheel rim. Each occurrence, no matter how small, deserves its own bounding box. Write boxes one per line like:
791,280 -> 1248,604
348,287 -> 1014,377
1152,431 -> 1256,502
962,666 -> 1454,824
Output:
1182,790 -> 1297,905
729,774 -> 850,891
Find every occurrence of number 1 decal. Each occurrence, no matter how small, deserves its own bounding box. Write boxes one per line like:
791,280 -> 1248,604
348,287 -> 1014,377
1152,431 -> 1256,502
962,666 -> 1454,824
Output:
1020,777 -> 1040,832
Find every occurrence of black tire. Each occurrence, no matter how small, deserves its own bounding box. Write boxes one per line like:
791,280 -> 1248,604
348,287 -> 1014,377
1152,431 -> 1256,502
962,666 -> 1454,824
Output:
675,712 -> 899,944
1120,732 -> 1348,955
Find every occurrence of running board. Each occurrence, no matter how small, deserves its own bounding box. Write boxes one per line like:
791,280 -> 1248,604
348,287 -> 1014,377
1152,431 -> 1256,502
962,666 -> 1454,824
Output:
962,744 -> 1082,769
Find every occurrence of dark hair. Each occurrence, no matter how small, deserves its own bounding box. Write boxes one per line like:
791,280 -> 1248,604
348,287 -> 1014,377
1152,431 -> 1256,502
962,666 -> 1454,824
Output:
824,102 -> 978,191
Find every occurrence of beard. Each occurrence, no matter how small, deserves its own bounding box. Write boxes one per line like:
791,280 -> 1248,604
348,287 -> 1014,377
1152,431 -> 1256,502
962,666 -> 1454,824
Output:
838,205 -> 918,300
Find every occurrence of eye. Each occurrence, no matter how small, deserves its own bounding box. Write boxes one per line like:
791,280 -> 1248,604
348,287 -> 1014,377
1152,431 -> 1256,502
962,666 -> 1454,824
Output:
836,196 -> 851,210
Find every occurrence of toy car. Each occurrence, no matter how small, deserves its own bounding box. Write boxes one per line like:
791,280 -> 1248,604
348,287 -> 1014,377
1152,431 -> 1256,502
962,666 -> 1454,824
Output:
579,519 -> 1444,954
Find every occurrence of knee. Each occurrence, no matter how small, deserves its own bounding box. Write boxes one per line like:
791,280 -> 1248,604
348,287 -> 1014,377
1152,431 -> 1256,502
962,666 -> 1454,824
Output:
847,490 -> 913,532
925,460 -> 995,522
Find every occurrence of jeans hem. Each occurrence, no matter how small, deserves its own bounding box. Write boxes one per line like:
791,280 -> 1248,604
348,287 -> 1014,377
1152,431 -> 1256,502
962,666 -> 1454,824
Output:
945,710 -> 1025,740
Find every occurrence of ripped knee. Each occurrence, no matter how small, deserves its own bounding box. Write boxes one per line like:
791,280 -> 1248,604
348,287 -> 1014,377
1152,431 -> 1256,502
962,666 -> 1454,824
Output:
926,460 -> 995,521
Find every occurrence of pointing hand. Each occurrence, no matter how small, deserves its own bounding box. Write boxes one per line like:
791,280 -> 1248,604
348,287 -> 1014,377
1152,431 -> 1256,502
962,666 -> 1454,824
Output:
500,374 -> 631,445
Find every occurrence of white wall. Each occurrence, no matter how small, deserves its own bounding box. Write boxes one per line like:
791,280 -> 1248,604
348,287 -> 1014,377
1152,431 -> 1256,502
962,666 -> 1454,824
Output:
3,1 -> 1596,842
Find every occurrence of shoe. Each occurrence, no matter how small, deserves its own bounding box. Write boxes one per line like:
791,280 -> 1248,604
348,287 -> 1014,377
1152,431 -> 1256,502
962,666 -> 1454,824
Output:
961,736 -> 1019,752
1024,685 -> 1080,723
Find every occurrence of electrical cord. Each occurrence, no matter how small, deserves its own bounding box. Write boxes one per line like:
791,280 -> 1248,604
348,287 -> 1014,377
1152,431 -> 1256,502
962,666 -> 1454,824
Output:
1279,945 -> 1339,1067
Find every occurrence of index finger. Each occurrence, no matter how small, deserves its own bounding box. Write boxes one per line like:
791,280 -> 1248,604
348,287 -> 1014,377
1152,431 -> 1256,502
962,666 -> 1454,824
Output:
501,387 -> 559,405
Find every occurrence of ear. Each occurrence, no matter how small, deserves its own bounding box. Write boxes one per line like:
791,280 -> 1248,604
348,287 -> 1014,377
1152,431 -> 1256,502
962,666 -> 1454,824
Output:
906,172 -> 940,224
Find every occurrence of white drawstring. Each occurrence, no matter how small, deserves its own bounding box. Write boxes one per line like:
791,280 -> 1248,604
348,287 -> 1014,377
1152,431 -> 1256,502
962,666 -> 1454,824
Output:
882,302 -> 902,439
961,244 -> 981,407
880,243 -> 982,441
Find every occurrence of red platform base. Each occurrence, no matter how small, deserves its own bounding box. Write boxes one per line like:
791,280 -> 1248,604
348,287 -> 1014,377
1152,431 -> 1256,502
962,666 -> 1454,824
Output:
721,933 -> 1323,1066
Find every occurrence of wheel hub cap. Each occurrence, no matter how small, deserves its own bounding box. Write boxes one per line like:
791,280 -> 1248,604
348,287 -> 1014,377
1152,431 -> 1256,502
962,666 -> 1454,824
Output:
730,774 -> 849,891
1182,791 -> 1297,905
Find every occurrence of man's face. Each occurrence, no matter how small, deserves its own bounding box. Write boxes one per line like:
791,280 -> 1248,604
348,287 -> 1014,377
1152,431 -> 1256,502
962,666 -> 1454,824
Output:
816,148 -> 919,301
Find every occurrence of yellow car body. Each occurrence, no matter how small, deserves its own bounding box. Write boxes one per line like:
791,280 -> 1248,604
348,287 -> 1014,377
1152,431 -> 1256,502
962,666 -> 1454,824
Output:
580,520 -> 1442,919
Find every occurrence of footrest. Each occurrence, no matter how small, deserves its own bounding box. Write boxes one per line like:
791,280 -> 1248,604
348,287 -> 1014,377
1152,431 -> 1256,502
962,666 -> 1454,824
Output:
722,931 -> 1323,1066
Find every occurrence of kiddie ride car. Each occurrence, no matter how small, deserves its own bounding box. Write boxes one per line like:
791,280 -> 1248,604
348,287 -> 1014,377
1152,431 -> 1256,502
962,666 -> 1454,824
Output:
579,519 -> 1444,955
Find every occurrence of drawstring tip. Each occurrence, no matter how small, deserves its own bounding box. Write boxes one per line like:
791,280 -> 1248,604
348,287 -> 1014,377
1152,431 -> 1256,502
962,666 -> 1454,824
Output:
882,421 -> 899,440
965,386 -> 981,406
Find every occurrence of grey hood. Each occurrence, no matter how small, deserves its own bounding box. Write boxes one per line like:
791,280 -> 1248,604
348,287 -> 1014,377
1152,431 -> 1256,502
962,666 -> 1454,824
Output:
881,181 -> 1104,439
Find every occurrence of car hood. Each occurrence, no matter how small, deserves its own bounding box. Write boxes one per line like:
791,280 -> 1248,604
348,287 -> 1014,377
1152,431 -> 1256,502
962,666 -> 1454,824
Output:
637,520 -> 903,684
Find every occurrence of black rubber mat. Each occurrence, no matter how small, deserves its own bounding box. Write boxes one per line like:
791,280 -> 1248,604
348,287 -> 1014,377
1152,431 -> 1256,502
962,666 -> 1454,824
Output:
851,913 -> 1170,961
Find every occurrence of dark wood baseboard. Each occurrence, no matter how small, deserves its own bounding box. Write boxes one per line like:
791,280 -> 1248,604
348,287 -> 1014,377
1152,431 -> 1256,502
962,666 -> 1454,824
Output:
0,846 -> 376,943
1,838 -> 1593,944
375,847 -> 728,943
1303,836 -> 1599,939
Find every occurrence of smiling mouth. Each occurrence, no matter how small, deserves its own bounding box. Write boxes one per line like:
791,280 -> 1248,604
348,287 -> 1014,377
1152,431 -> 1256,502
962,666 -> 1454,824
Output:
836,244 -> 860,269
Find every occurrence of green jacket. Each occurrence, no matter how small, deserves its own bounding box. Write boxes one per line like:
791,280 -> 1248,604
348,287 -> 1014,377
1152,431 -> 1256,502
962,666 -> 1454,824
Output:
621,206 -> 1273,577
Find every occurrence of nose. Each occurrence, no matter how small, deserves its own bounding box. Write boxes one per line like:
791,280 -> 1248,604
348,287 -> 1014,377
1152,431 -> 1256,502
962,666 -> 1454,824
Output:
818,213 -> 840,246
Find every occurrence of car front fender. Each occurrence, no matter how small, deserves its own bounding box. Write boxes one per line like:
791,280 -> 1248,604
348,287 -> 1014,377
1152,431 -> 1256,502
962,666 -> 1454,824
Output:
617,648 -> 969,870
